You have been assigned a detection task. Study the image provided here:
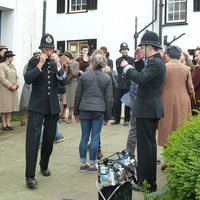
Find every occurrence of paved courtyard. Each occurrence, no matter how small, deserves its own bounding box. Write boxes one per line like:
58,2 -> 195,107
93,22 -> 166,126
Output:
0,120 -> 166,200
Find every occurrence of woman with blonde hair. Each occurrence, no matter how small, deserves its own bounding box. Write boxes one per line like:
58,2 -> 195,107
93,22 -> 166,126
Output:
74,53 -> 113,172
180,50 -> 195,71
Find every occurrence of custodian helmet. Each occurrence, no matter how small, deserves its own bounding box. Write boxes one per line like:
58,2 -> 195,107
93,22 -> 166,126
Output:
139,31 -> 162,49
39,33 -> 55,49
119,42 -> 129,51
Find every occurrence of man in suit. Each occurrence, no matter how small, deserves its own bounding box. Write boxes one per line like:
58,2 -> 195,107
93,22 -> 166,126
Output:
111,42 -> 135,126
123,31 -> 166,192
24,33 -> 67,188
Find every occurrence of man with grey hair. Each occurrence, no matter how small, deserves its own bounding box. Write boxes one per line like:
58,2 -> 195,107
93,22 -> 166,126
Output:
165,45 -> 182,60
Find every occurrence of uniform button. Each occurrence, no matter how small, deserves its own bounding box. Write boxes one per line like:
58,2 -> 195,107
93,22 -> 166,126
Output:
48,87 -> 50,89
48,66 -> 50,69
48,81 -> 50,84
48,76 -> 50,78
48,92 -> 50,95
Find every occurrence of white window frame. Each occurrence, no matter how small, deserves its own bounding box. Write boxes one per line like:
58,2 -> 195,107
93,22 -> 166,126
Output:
69,0 -> 87,13
166,0 -> 187,23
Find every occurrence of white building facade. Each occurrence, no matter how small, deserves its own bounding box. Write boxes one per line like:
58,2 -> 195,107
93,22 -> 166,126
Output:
0,0 -> 43,94
0,0 -> 200,93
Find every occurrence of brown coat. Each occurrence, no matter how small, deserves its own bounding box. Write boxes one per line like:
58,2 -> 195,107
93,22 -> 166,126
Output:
158,59 -> 195,147
0,62 -> 19,112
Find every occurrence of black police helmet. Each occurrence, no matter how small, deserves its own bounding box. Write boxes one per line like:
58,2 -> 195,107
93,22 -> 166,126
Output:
139,31 -> 162,49
39,33 -> 55,49
119,42 -> 129,51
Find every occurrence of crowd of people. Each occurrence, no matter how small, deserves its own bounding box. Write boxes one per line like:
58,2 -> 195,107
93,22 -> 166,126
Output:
0,31 -> 200,193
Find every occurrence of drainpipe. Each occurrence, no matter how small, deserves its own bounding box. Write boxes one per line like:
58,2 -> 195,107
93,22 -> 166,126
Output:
159,0 -> 164,45
134,17 -> 138,50
42,0 -> 47,35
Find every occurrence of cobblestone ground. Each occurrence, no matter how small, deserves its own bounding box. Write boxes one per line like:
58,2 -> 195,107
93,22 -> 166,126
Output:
0,120 -> 166,200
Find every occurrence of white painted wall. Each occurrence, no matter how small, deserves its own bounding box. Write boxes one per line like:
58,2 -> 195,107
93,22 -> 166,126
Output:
46,0 -> 154,70
0,0 -> 43,95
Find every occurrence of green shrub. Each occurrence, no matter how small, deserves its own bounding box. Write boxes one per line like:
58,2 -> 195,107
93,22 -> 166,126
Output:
163,112 -> 200,200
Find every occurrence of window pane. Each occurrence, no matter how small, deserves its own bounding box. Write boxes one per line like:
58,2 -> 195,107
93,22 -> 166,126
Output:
77,5 -> 81,10
174,3 -> 179,11
71,5 -> 76,11
168,13 -> 174,21
82,4 -> 87,9
181,2 -> 186,10
180,11 -> 186,20
168,3 -> 173,12
174,11 -> 179,20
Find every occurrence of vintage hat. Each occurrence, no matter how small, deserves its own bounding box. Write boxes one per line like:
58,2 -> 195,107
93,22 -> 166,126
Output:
119,42 -> 129,51
139,31 -> 162,49
64,51 -> 73,59
39,33 -> 55,49
100,46 -> 108,53
4,50 -> 16,57
0,44 -> 8,51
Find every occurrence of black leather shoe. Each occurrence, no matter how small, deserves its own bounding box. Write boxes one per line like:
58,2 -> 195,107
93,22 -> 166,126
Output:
123,121 -> 129,126
111,121 -> 120,125
26,177 -> 37,188
40,168 -> 51,176
156,159 -> 161,165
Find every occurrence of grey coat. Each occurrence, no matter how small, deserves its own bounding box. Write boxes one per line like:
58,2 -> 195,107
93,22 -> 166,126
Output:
74,69 -> 113,120
19,64 -> 32,110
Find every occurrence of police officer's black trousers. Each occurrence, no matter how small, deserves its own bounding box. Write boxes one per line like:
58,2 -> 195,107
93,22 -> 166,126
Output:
136,118 -> 158,187
113,88 -> 130,122
25,111 -> 59,178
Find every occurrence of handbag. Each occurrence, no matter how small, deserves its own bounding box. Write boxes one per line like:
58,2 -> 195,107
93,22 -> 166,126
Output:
97,150 -> 137,200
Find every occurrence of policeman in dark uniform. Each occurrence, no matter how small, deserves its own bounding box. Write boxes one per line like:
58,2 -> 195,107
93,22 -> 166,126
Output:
24,33 -> 67,188
123,31 -> 166,192
111,42 -> 135,126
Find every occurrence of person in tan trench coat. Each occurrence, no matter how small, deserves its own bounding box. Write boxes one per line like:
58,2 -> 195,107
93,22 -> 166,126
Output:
158,46 -> 195,169
0,50 -> 19,130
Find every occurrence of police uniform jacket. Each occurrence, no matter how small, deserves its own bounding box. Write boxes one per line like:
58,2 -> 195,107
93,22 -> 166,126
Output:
125,53 -> 166,119
24,57 -> 67,115
116,55 -> 135,89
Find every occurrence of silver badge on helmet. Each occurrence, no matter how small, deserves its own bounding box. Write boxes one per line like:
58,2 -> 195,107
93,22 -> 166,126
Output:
45,36 -> 52,44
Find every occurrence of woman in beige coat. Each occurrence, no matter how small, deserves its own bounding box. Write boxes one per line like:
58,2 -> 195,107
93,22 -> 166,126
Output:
0,51 -> 19,130
158,46 -> 195,169
63,51 -> 79,123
